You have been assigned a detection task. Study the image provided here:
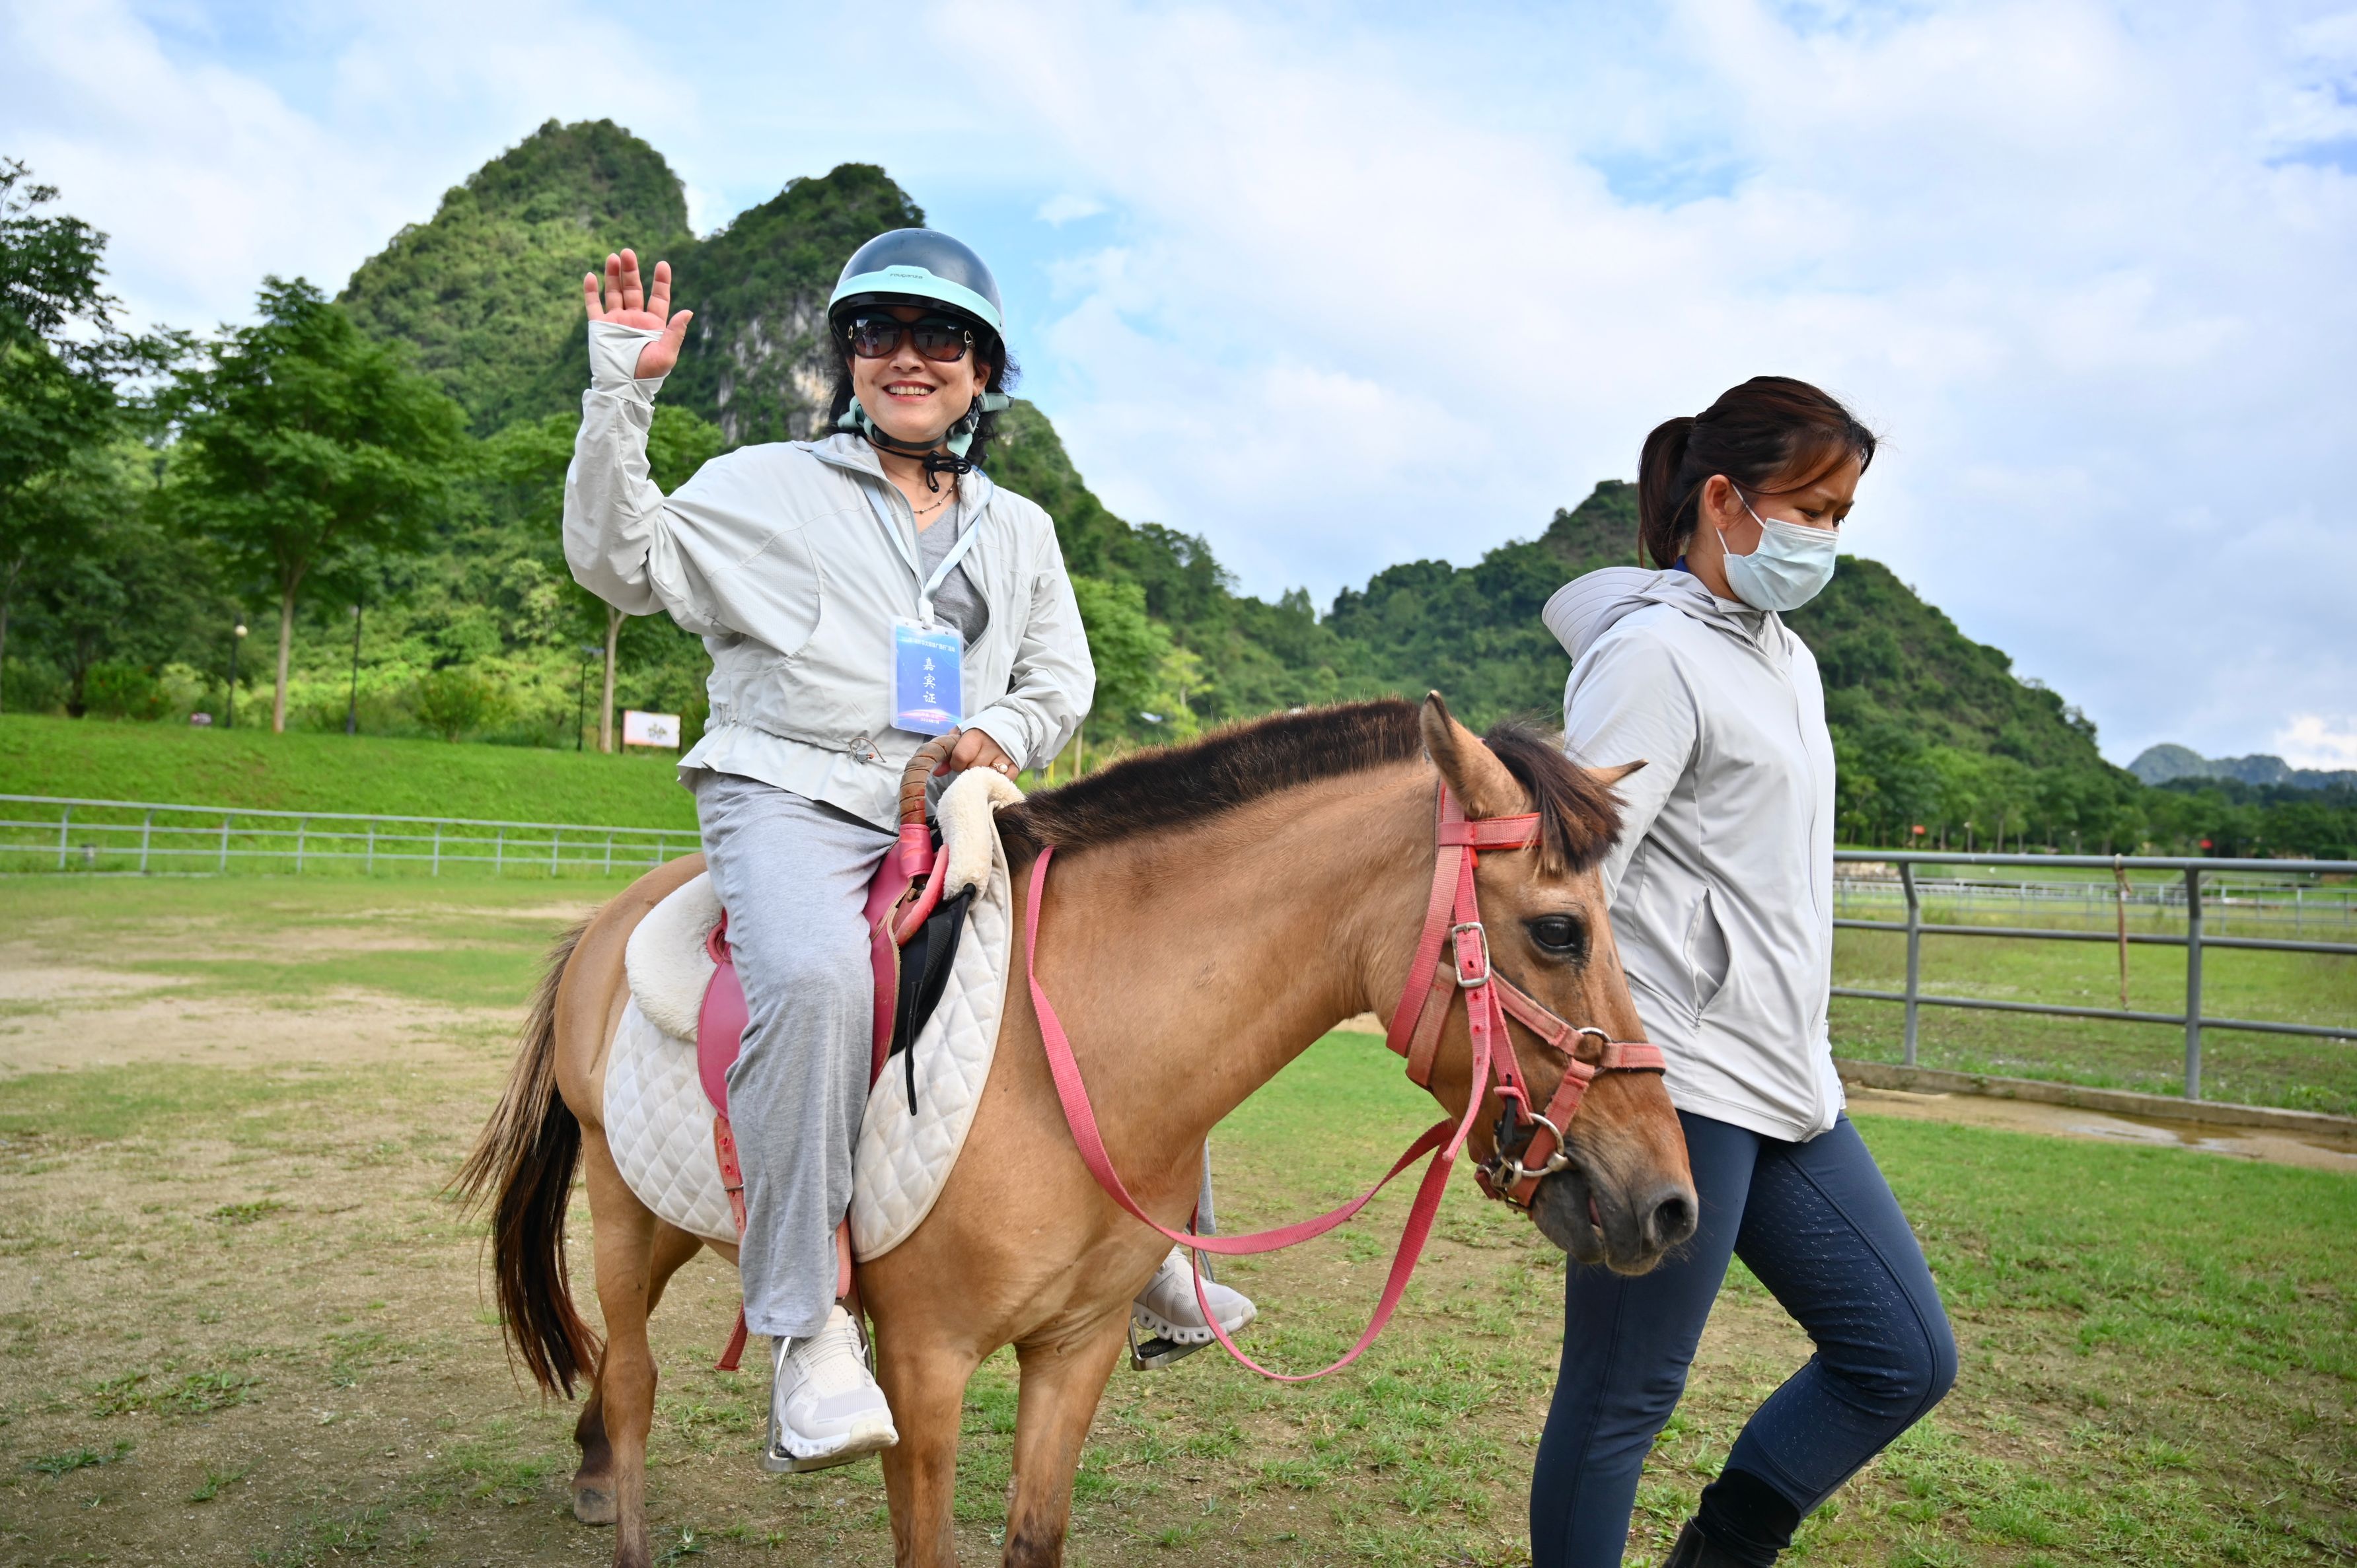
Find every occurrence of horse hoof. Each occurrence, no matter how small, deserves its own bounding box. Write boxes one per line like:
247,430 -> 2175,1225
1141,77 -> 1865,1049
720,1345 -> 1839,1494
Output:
573,1485 -> 617,1526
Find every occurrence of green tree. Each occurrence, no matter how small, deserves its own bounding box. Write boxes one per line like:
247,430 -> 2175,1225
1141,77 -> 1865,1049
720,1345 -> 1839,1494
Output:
482,402 -> 721,748
0,159 -> 168,711
168,278 -> 470,732
1068,575 -> 1170,771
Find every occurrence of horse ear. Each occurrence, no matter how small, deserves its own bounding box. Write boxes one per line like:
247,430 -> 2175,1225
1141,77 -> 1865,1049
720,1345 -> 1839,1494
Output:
1420,692 -> 1523,820
1589,760 -> 1647,787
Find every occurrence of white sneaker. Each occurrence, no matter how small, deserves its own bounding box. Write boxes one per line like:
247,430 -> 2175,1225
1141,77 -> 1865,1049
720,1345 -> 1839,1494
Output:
1130,1246 -> 1258,1347
763,1306 -> 898,1473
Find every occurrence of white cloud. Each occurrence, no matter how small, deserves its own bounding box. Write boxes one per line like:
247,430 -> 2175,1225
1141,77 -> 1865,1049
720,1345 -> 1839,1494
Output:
1036,192 -> 1106,226
11,0 -> 2354,767
2275,715 -> 2357,770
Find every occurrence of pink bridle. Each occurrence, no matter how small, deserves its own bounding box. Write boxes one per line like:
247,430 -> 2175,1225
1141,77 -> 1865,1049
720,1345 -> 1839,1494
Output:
1023,782 -> 1666,1381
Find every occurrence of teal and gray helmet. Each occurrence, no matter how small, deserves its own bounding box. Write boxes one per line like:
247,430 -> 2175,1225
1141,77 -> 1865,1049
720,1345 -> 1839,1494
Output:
828,229 -> 1011,460
828,228 -> 1005,338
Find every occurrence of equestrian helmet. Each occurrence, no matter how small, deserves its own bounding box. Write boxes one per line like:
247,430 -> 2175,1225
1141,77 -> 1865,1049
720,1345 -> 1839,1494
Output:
827,229 -> 1005,341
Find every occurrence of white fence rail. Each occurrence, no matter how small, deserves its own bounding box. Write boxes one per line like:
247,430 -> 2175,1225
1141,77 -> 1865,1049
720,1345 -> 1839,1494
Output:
0,795 -> 698,877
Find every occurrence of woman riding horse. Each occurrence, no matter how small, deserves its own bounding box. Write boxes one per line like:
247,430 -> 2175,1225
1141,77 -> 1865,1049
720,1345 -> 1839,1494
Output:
565,228 -> 1254,1472
1534,378 -> 1959,1566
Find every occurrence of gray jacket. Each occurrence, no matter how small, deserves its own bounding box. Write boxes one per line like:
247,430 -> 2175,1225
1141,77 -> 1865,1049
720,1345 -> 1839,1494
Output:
1544,567 -> 1843,1142
565,320 -> 1095,831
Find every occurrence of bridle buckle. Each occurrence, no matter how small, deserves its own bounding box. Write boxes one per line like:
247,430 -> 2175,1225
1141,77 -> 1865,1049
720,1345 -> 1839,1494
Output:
1450,921 -> 1491,989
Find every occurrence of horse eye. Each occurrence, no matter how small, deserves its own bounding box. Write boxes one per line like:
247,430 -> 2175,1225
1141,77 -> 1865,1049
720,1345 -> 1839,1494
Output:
1528,915 -> 1583,956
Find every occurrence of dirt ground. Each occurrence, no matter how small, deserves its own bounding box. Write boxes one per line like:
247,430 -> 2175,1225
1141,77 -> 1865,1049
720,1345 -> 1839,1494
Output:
3,888 -> 2348,1566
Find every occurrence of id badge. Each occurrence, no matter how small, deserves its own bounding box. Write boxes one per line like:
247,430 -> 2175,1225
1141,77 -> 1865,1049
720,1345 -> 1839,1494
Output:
892,618 -> 964,736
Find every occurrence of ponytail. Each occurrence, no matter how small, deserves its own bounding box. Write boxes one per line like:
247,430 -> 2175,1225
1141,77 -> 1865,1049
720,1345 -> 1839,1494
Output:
1634,377 -> 1876,569
1638,416 -> 1699,570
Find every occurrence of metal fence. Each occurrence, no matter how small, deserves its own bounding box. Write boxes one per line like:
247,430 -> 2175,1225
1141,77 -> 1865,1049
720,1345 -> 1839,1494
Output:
1831,849 -> 2357,1100
9,797 -> 2352,1102
0,795 -> 698,878
1834,869 -> 2356,933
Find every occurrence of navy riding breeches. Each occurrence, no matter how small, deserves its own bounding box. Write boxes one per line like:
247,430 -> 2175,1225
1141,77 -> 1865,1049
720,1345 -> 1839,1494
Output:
1529,1112 -> 1956,1567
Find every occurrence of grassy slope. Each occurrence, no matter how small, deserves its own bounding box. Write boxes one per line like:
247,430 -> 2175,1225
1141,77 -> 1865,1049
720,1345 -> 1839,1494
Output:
0,713 -> 696,828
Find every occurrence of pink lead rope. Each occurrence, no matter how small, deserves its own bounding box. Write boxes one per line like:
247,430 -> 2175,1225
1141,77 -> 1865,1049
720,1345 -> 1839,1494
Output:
1023,841 -> 1500,1381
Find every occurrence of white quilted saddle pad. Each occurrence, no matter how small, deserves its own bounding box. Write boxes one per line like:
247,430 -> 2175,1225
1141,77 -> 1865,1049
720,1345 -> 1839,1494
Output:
602,771 -> 1019,1259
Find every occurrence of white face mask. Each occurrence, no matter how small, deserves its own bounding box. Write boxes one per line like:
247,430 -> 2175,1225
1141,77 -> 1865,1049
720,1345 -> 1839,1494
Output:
1719,489 -> 1837,612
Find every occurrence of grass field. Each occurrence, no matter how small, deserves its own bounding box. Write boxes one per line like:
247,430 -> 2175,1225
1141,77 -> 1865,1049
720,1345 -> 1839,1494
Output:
0,713 -> 698,828
1,874 -> 2350,1565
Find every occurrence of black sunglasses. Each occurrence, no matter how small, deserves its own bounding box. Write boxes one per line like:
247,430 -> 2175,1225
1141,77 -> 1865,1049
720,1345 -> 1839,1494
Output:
843,312 -> 974,364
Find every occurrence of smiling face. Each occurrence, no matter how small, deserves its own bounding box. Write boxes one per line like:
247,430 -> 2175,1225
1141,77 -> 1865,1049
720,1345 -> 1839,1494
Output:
848,304 -> 995,450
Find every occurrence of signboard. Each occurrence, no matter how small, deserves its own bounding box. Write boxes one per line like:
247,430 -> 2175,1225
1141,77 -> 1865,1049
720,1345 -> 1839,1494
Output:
622,709 -> 682,750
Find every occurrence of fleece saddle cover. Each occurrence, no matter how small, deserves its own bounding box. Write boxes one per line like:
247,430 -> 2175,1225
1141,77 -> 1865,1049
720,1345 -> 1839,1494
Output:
603,778 -> 1017,1260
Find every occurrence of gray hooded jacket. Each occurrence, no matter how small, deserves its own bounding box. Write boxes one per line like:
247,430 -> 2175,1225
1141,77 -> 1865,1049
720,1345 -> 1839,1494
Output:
564,320 -> 1095,831
1543,567 -> 1843,1142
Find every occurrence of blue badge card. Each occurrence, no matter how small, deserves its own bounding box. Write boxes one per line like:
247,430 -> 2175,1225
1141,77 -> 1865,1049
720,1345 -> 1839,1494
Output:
892,619 -> 964,736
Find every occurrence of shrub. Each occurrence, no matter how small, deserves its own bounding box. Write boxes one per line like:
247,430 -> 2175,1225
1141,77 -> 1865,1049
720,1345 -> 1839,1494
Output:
409,667 -> 510,742
82,662 -> 170,721
0,657 -> 67,715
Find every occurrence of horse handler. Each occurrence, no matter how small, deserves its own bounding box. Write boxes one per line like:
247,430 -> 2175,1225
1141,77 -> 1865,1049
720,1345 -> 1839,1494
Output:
563,228 -> 1254,1472
1533,378 -> 1957,1566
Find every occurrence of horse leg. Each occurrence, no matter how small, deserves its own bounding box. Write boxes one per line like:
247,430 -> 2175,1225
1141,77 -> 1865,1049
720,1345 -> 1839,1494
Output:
876,1336 -> 982,1568
574,1222 -> 702,1527
582,1129 -> 663,1568
1000,1314 -> 1131,1568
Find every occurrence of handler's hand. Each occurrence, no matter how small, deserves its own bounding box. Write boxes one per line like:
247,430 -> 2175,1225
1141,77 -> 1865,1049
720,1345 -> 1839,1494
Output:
583,248 -> 693,379
940,729 -> 1019,779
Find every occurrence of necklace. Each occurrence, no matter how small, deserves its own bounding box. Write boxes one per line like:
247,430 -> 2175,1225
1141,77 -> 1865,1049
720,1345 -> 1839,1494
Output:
910,483 -> 955,519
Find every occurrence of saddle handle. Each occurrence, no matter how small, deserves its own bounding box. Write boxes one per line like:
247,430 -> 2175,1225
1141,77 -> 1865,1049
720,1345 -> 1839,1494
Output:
899,732 -> 961,827
896,731 -> 960,878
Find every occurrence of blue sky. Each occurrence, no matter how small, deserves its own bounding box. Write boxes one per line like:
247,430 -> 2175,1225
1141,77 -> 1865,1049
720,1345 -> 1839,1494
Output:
8,0 -> 2356,768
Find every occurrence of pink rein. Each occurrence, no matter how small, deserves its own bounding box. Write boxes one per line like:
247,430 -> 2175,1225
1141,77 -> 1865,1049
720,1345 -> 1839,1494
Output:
1023,841 -> 1492,1382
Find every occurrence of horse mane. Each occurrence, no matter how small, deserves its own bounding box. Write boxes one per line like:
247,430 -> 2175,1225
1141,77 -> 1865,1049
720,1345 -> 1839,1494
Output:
998,698 -> 1622,873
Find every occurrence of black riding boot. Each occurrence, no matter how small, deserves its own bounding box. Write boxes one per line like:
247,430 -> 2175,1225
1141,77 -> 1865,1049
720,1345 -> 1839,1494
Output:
1667,1466 -> 1801,1566
1663,1520 -> 1754,1567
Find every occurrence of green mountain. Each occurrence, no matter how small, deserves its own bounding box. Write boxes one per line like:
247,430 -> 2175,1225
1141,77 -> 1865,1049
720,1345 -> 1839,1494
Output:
659,164 -> 922,445
340,119 -> 692,436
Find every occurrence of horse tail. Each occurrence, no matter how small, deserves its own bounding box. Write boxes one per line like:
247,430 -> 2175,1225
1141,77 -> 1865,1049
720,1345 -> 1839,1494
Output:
452,917 -> 600,1398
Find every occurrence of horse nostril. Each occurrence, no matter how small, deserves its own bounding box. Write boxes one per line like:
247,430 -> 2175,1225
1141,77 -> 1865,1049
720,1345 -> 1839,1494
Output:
1646,1188 -> 1696,1248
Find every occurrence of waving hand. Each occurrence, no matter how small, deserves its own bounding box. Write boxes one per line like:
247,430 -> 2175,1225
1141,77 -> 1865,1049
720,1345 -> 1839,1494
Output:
583,249 -> 693,379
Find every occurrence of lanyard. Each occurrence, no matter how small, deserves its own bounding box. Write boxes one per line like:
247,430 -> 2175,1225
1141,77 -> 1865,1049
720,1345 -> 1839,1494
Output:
863,480 -> 983,628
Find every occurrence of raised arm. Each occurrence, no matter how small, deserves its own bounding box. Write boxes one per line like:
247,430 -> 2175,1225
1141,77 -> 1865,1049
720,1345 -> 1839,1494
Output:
562,249 -> 716,627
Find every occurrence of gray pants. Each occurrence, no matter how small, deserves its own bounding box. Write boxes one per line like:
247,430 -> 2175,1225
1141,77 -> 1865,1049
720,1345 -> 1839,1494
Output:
693,771 -> 892,1341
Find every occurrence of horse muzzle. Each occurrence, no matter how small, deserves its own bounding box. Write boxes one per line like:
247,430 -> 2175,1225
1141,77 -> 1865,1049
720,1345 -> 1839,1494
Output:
1527,1154 -> 1697,1275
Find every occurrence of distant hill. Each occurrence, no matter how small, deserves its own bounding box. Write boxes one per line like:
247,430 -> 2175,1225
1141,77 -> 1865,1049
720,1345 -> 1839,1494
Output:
2129,743 -> 2357,791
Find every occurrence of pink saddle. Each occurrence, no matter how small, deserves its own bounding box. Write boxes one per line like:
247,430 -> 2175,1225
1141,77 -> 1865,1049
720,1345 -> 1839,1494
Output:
693,845 -> 920,1119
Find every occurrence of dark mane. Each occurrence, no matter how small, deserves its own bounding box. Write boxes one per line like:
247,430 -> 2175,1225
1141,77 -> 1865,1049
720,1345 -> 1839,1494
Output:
998,699 -> 1624,873
1482,721 -> 1624,876
999,700 -> 1426,859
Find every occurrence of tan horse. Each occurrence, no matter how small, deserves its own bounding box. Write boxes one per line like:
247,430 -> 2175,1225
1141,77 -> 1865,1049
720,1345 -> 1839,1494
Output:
458,695 -> 1696,1568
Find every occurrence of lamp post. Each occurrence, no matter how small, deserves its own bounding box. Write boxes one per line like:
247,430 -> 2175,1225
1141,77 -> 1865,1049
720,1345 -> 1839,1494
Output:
344,592 -> 365,736
575,645 -> 600,753
227,621 -> 248,729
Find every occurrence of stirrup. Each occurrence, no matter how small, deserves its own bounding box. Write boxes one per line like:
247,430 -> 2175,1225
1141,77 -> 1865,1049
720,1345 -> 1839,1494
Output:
1128,1317 -> 1210,1372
